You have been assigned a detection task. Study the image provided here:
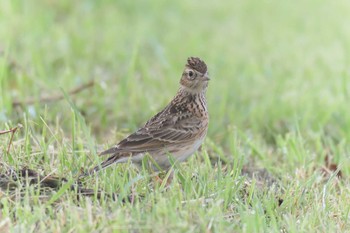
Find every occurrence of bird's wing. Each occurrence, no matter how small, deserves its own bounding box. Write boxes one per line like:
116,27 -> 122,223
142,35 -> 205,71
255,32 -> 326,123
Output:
99,111 -> 204,156
87,115 -> 203,175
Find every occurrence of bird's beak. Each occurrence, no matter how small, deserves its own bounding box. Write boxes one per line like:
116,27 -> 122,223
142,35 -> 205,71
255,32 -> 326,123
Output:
202,74 -> 210,81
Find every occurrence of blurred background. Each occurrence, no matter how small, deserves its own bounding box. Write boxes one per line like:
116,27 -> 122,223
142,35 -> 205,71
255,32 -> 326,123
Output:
1,0 -> 350,154
1,2 -> 350,231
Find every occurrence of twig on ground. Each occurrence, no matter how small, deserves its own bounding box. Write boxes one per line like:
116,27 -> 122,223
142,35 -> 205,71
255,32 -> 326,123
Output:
0,124 -> 23,153
0,167 -> 136,202
12,80 -> 95,107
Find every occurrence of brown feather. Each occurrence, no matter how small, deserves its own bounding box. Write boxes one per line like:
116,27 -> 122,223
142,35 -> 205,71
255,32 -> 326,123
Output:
87,57 -> 210,175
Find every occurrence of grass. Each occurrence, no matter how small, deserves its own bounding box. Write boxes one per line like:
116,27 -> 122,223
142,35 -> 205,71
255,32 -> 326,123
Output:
1,0 -> 350,232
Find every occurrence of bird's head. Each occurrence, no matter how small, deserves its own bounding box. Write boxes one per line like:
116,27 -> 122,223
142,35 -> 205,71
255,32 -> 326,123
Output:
180,57 -> 209,93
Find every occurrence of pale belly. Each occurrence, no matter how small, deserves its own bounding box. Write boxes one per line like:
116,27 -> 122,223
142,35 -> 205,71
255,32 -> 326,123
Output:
173,138 -> 205,163
115,135 -> 207,170
151,135 -> 206,169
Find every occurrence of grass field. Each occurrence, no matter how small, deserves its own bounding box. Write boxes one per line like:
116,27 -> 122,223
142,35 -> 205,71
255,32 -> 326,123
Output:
1,0 -> 350,232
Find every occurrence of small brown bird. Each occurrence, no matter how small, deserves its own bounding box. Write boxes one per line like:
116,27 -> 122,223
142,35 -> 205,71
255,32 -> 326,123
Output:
89,57 -> 210,175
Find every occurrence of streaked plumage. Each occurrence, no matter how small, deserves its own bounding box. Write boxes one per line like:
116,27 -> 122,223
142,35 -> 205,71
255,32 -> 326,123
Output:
89,57 -> 210,174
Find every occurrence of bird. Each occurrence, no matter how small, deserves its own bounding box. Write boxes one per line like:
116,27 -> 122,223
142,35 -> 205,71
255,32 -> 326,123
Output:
87,57 -> 210,175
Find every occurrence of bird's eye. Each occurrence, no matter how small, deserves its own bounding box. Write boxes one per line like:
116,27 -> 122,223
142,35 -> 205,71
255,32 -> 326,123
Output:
188,71 -> 194,77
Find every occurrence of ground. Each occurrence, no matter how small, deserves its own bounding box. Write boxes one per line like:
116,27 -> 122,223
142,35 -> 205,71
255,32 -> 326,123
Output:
0,0 -> 350,232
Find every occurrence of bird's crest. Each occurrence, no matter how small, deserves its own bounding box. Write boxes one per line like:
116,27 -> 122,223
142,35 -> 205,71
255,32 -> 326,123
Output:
186,57 -> 207,74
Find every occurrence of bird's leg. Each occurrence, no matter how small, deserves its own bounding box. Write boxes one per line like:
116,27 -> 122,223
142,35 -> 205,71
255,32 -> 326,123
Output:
153,169 -> 174,187
154,175 -> 164,183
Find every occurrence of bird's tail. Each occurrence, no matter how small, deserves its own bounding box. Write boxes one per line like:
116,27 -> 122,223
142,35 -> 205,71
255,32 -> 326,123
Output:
80,154 -> 122,178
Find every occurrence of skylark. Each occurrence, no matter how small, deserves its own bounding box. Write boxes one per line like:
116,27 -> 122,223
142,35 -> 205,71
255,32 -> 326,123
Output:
89,57 -> 210,174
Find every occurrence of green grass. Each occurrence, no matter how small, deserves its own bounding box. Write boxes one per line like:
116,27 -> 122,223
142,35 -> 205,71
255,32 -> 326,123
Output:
1,0 -> 350,232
